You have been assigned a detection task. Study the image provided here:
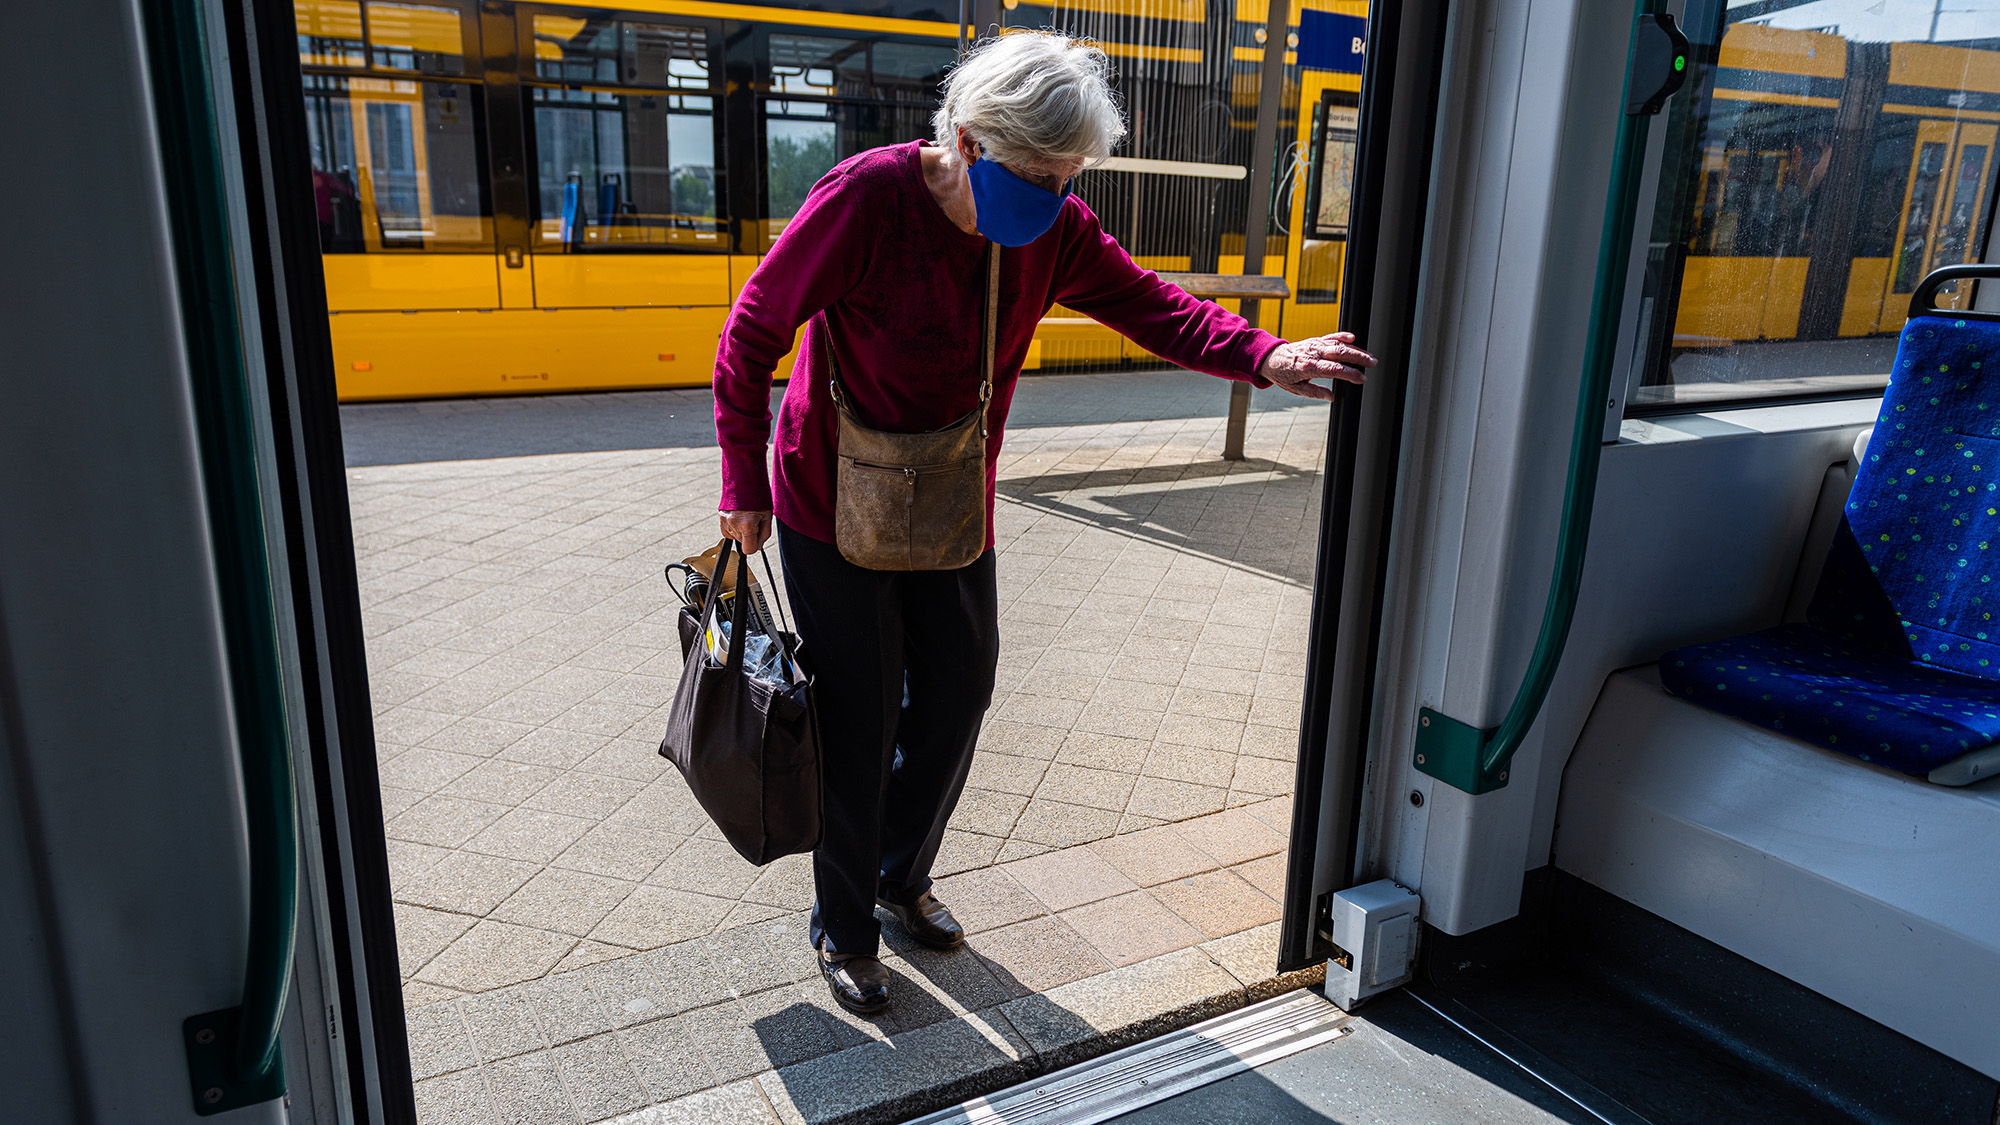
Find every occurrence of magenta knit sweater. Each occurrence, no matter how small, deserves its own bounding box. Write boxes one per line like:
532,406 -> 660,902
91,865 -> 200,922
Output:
713,140 -> 1284,547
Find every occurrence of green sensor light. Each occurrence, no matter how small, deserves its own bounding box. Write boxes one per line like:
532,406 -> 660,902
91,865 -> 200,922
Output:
1627,13 -> 1689,116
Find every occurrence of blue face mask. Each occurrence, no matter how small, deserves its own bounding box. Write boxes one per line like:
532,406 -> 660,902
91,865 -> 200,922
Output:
967,151 -> 1070,246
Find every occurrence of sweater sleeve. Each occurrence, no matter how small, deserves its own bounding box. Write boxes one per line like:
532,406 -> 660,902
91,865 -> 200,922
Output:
713,171 -> 875,512
1049,200 -> 1283,386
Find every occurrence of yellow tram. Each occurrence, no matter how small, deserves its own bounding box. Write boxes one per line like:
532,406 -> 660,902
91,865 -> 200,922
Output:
299,0 -> 1372,400
300,2 -> 1999,401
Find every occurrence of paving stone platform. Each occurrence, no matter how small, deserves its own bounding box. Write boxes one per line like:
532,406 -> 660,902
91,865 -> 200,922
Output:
345,371 -> 1330,1123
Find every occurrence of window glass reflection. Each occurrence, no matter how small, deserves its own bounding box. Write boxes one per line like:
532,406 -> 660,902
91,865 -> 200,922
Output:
303,75 -> 491,252
297,0 -> 365,67
295,0 -> 467,74
1634,6 -> 2000,409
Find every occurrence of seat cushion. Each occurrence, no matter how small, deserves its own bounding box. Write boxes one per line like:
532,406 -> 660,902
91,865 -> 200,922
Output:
1660,622 -> 2000,774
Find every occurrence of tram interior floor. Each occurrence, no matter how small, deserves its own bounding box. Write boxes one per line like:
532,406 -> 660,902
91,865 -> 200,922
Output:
1140,868 -> 1998,1125
342,370 -> 1332,1124
1094,881 -> 1938,1125
1098,979 -> 1826,1125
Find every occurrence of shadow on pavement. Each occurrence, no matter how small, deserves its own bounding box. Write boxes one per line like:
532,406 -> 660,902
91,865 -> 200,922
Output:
996,457 -> 1322,586
750,923 -> 1100,1124
339,386 -> 744,467
339,371 -> 1308,468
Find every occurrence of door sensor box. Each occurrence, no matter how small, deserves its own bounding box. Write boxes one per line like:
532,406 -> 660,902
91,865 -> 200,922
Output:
1324,879 -> 1420,1010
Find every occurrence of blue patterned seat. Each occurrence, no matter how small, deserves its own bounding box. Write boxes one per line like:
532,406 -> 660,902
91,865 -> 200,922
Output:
1660,313 -> 2000,776
1660,622 -> 2000,773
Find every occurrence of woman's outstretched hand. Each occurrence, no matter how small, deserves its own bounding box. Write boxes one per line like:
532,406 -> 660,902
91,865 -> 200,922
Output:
719,510 -> 773,554
1257,332 -> 1378,401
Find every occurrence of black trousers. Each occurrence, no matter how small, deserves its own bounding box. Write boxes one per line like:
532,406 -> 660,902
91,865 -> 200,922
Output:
777,520 -> 999,955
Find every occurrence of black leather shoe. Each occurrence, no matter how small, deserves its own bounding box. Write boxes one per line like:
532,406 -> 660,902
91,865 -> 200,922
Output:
817,941 -> 890,1014
876,891 -> 965,950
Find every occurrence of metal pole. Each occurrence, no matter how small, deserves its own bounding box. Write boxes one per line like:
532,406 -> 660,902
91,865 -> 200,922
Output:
1226,0 -> 1292,461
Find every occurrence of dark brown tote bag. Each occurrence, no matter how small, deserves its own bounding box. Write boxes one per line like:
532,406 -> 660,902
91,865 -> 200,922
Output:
827,242 -> 1001,571
658,539 -> 821,865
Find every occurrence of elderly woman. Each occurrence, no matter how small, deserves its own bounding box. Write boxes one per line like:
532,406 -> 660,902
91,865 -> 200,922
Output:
713,31 -> 1374,1013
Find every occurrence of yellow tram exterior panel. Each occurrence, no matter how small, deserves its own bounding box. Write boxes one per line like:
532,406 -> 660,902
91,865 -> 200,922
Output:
1672,258 -> 1810,344
1281,61 -> 1365,343
324,254 -> 500,312
1891,39 -> 2000,95
332,307 -> 728,399
1036,0 -> 1208,23
1716,22 -> 1845,81
533,254 -> 731,309
1669,25 -> 2000,349
315,0 -> 1355,400
593,0 -> 959,39
1839,259 -> 1897,339
309,5 -> 2000,399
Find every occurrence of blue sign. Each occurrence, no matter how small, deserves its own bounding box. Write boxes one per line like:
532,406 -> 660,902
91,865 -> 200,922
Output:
1298,10 -> 1366,73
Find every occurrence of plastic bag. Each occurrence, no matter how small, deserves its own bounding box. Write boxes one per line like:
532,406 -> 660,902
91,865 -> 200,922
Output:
705,618 -> 796,689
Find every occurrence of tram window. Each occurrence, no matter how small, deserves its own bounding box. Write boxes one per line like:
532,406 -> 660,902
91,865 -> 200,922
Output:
1297,93 -> 1359,304
295,0 -> 487,253
762,33 -> 953,244
303,75 -> 490,252
527,17 -> 723,252
1630,10 -> 2000,410
295,0 -> 469,75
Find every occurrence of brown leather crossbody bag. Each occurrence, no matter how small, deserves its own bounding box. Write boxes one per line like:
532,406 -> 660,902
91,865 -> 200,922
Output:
825,242 -> 1000,571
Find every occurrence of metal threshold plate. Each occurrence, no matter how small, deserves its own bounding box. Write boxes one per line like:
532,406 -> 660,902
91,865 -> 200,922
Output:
908,989 -> 1352,1125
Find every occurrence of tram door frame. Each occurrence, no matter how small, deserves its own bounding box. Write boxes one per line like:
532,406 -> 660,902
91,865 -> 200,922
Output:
198,0 -> 430,1119
191,0 -> 1467,1116
1274,0 -> 1454,972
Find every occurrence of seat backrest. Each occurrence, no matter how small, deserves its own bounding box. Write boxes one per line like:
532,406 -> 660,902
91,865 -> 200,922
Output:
1841,312 -> 2000,678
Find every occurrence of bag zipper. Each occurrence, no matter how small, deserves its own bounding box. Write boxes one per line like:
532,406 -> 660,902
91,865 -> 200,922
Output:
846,458 -> 979,475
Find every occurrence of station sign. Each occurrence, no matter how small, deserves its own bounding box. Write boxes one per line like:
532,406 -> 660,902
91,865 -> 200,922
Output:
1298,10 -> 1366,74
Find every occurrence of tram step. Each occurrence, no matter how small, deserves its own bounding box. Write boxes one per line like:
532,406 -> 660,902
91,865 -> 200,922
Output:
905,989 -> 1351,1125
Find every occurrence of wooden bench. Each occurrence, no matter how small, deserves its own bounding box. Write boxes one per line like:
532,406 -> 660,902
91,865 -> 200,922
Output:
1155,272 -> 1291,302
1157,272 -> 1292,460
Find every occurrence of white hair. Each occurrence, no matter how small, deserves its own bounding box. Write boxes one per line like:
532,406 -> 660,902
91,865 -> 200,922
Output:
932,32 -> 1126,167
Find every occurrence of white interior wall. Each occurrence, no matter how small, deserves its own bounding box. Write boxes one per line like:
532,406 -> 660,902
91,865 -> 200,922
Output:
0,0 -> 282,1120
1356,0 -> 1888,933
1522,403 -> 1878,866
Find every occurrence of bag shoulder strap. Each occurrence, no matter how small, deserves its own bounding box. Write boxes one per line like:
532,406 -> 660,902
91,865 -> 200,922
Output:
825,241 -> 1002,417
979,241 -> 999,436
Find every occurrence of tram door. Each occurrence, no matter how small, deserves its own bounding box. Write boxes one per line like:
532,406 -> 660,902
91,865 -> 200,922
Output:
1891,119 -> 1997,312
1283,90 -> 1360,341
1278,9 -> 1368,344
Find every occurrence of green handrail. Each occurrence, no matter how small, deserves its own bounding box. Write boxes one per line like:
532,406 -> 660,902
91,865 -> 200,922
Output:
1417,0 -> 1684,794
142,0 -> 300,1109
1479,0 -> 1660,777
